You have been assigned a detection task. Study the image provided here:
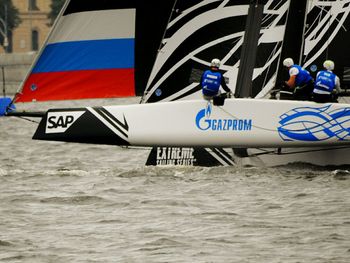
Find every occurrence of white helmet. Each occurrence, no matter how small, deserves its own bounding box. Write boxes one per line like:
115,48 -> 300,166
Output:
210,58 -> 221,68
283,58 -> 294,67
323,60 -> 334,71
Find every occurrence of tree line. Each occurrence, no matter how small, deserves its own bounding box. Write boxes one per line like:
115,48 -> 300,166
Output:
0,0 -> 65,52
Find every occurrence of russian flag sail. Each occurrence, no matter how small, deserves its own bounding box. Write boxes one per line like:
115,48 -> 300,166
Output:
15,1 -> 136,102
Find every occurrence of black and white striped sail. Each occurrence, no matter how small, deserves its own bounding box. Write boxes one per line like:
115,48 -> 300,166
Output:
276,0 -> 350,88
142,0 -> 350,102
303,0 -> 350,83
142,0 -> 290,102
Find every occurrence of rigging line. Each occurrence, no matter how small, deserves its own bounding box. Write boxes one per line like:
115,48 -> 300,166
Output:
8,0 -> 71,108
119,146 -> 152,151
325,1 -> 333,59
218,102 -> 350,133
250,145 -> 350,157
12,115 -> 40,124
247,148 -> 278,156
217,105 -> 278,132
299,0 -> 308,64
1,66 -> 5,97
140,0 -> 178,104
129,145 -> 350,159
261,43 -> 280,89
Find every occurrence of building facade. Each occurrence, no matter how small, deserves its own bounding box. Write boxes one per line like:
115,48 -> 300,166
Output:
1,0 -> 51,53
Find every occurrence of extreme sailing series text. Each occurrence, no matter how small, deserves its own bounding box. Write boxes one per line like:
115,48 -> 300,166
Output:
156,147 -> 196,165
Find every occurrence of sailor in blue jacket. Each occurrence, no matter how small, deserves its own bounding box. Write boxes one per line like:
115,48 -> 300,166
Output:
282,58 -> 314,100
313,60 -> 341,103
201,58 -> 231,100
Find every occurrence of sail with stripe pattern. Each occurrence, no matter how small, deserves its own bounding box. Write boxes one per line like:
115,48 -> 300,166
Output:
14,0 -> 174,103
16,2 -> 135,102
142,0 -> 289,103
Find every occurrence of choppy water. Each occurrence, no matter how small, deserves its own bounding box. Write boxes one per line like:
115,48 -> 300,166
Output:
1,98 -> 350,262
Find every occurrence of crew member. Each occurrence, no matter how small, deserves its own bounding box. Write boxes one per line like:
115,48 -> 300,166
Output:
282,57 -> 314,100
313,60 -> 341,103
201,58 -> 231,100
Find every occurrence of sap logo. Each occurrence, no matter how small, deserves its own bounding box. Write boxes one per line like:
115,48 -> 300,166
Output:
195,104 -> 252,131
45,111 -> 85,134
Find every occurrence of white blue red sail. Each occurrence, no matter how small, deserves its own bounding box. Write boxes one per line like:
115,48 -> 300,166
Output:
16,1 -> 136,102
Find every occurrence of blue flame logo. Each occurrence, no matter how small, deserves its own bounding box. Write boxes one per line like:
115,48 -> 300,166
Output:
195,103 -> 252,131
278,105 -> 350,141
196,103 -> 212,131
206,103 -> 212,118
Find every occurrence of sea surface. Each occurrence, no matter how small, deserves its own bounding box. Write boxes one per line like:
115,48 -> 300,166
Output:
1,98 -> 350,263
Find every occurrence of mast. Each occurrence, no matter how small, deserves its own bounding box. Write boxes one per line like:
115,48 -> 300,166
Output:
275,0 -> 308,86
234,0 -> 265,98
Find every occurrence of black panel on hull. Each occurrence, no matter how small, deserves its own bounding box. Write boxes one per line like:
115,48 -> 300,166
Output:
33,109 -> 130,146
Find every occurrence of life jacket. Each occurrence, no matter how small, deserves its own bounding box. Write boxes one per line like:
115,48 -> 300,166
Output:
313,70 -> 336,95
292,65 -> 313,86
201,70 -> 222,96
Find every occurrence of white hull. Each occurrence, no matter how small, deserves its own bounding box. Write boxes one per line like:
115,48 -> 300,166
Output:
96,98 -> 350,147
35,97 -> 350,148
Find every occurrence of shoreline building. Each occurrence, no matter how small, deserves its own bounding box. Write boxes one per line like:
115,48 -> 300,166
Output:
1,0 -> 51,53
0,1 -> 53,94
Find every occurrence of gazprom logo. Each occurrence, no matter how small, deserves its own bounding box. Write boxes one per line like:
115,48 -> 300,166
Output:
195,104 -> 252,131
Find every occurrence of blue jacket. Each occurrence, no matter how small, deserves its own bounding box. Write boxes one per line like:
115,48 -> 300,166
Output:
201,70 -> 222,96
314,70 -> 336,94
292,65 -> 313,86
201,69 -> 230,96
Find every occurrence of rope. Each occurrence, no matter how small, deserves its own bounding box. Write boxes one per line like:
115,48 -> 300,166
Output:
217,105 -> 279,132
13,116 -> 40,124
252,145 -> 350,157
217,101 -> 350,133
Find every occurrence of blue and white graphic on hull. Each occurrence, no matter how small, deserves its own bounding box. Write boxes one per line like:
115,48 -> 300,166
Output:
278,105 -> 350,142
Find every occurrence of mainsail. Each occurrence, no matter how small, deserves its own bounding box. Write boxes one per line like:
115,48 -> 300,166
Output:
276,0 -> 350,89
14,0 -> 174,103
142,0 -> 290,103
303,0 -> 350,83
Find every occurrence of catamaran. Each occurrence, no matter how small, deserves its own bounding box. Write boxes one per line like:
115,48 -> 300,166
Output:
2,0 -> 350,167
